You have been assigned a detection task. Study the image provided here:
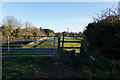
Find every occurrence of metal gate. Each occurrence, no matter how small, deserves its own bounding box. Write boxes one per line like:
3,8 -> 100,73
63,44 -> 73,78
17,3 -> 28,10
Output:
0,35 -> 56,57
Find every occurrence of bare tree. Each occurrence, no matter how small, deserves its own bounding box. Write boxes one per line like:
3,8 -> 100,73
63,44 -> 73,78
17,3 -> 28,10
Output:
93,6 -> 118,22
24,21 -> 35,35
3,16 -> 22,34
25,21 -> 32,28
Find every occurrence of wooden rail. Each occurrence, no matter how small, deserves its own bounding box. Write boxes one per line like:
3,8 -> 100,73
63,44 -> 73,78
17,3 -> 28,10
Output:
58,32 -> 83,53
60,41 -> 81,43
60,47 -> 81,49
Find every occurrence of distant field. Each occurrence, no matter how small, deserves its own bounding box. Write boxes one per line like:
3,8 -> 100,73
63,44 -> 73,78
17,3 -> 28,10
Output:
60,36 -> 83,53
25,36 -> 83,53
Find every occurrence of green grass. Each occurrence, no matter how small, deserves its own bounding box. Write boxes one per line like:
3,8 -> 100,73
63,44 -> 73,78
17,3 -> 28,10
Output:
60,36 -> 82,53
21,36 -> 82,53
2,40 -> 120,79
3,50 -> 120,79
2,36 -> 120,79
2,56 -> 58,79
2,36 -> 85,79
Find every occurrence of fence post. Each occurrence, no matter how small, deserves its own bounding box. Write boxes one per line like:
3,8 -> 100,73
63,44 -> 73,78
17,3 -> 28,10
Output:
8,36 -> 9,55
80,40 -> 84,54
58,36 -> 60,49
32,36 -> 33,50
57,36 -> 60,54
62,32 -> 65,49
53,36 -> 56,55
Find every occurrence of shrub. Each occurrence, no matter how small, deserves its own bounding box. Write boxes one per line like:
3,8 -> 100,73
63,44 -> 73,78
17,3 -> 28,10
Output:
84,16 -> 120,60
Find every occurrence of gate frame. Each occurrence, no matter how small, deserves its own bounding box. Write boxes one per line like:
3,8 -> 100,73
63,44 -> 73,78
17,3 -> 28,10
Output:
0,35 -> 56,57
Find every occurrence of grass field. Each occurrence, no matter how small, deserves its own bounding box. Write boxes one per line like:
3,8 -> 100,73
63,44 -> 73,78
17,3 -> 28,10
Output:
2,56 -> 59,79
3,49 -> 120,79
60,36 -> 83,53
2,36 -> 86,79
2,36 -> 120,79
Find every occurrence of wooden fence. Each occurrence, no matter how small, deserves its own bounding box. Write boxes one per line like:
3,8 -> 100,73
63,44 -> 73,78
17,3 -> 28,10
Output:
58,32 -> 83,54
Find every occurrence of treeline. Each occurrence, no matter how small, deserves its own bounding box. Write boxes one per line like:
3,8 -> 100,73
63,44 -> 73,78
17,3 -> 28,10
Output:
0,16 -> 55,43
1,26 -> 55,36
56,31 -> 83,36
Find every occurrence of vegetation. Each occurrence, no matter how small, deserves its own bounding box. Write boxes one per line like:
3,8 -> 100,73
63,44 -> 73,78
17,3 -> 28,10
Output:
1,16 -> 55,44
2,48 -> 120,79
84,7 -> 120,60
1,7 -> 120,79
60,36 -> 82,53
81,7 -> 120,79
43,29 -> 55,36
55,31 -> 82,36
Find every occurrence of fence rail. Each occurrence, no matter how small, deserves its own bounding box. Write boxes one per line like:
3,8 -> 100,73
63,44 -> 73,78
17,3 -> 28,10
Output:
0,34 -> 83,57
58,32 -> 83,53
0,35 -> 55,37
60,47 -> 81,49
60,41 -> 81,43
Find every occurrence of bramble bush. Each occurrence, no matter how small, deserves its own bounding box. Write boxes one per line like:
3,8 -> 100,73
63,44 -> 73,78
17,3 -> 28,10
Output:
84,15 -> 120,60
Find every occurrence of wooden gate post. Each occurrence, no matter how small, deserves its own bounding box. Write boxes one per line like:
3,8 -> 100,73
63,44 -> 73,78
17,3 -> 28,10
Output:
57,36 -> 60,54
53,36 -> 56,55
62,32 -> 65,49
8,36 -> 9,55
80,40 -> 84,53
